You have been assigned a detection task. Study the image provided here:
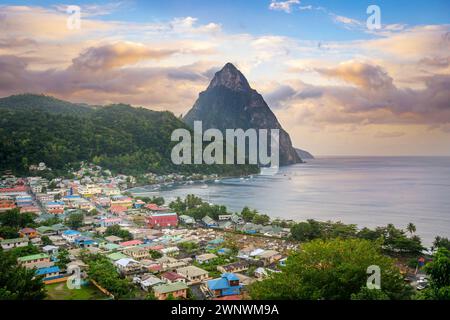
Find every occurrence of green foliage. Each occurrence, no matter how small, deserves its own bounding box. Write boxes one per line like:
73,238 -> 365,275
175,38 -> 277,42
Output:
41,236 -> 53,246
178,241 -> 200,254
432,236 -> 450,251
0,94 -> 258,176
0,226 -> 19,239
248,238 -> 412,300
104,225 -> 133,241
241,206 -> 257,222
149,250 -> 163,259
169,194 -> 228,220
7,244 -> 40,260
83,254 -> 134,299
417,248 -> 450,300
0,248 -> 46,300
38,216 -> 62,227
351,287 -> 390,300
290,220 -> 425,255
0,209 -> 36,230
65,213 -> 84,230
56,249 -> 71,270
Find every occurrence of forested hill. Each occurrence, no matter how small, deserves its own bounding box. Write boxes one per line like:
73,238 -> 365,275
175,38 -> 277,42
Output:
0,94 -> 258,176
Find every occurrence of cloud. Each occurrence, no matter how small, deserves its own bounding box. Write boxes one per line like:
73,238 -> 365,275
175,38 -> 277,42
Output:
72,42 -> 177,70
269,0 -> 300,14
374,131 -> 405,138
268,60 -> 450,126
315,61 -> 394,90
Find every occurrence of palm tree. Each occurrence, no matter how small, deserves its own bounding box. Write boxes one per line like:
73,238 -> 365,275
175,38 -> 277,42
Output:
406,223 -> 416,235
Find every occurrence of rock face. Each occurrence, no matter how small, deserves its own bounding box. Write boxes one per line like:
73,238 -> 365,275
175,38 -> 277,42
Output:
184,63 -> 302,166
295,148 -> 314,160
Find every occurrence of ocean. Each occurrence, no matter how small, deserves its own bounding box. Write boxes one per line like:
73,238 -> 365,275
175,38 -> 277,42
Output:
129,157 -> 450,246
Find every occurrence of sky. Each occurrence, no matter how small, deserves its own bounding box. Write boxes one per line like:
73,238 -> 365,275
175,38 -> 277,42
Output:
0,0 -> 449,156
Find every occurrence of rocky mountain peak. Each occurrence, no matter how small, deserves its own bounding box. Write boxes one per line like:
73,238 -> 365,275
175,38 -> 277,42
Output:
208,63 -> 252,92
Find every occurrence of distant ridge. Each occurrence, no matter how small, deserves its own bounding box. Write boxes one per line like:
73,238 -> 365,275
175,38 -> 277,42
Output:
0,93 -> 257,176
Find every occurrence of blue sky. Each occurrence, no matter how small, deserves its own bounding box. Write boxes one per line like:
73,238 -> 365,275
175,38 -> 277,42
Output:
3,0 -> 450,41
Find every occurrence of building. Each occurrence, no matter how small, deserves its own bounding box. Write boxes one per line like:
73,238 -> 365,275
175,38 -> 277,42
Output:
110,195 -> 133,208
258,250 -> 282,266
98,217 -> 122,228
0,199 -> 16,212
1,237 -> 29,250
124,246 -> 150,260
207,273 -> 242,297
74,236 -> 96,248
42,245 -> 59,255
176,266 -> 209,284
179,215 -> 195,225
61,230 -> 81,242
119,239 -> 143,248
15,195 -> 33,207
115,258 -> 142,274
217,261 -> 250,274
195,253 -> 218,264
78,184 -> 102,197
136,274 -> 165,291
45,201 -> 65,214
35,266 -> 61,281
147,212 -> 178,228
19,227 -> 38,239
17,253 -> 53,269
161,271 -> 187,284
153,282 -> 188,300
110,205 -> 128,215
218,214 -> 233,221
104,235 -> 123,244
202,216 -> 218,228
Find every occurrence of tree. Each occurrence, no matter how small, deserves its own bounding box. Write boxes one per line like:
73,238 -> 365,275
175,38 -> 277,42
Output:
150,196 -> 165,206
104,225 -> 133,241
149,250 -> 163,259
0,209 -> 36,229
0,249 -> 46,300
351,287 -> 390,300
432,236 -> 450,251
8,244 -> 40,260
241,207 -> 257,222
0,226 -> 19,239
83,254 -> 134,299
65,213 -> 84,230
249,238 -> 412,300
252,214 -> 270,225
406,223 -> 416,235
56,249 -> 71,270
417,247 -> 450,300
41,236 -> 53,246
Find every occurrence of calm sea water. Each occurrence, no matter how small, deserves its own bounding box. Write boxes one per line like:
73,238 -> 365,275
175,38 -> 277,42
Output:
129,157 -> 450,246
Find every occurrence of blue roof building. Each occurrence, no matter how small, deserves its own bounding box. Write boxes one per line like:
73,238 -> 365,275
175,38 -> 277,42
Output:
207,273 -> 242,297
35,266 -> 61,280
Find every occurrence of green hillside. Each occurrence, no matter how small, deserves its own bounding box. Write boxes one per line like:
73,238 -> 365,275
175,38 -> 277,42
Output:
0,94 -> 258,177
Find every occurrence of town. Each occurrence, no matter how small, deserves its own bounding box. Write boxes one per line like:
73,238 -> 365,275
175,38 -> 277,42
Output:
0,162 -> 296,300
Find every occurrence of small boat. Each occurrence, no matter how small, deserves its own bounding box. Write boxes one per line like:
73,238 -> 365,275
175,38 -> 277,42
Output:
214,179 -> 220,183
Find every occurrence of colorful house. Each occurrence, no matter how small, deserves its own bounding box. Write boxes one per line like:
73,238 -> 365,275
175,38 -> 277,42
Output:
17,253 -> 52,269
36,266 -> 61,281
147,212 -> 178,228
153,282 -> 188,300
207,273 -> 242,297
61,230 -> 81,242
19,227 -> 38,239
0,237 -> 29,250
